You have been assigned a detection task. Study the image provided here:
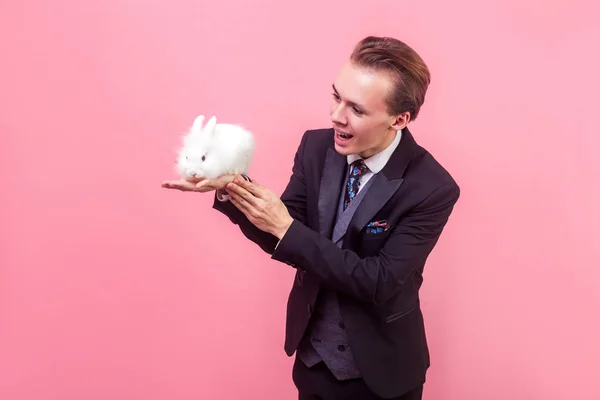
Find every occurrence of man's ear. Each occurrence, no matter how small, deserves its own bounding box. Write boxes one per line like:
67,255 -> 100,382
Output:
391,112 -> 410,130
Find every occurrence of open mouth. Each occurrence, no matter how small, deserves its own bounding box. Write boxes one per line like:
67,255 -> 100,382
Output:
335,130 -> 353,140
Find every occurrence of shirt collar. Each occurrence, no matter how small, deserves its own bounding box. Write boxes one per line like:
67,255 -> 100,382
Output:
347,129 -> 402,174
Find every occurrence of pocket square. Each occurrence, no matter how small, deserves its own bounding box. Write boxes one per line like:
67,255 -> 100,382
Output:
365,220 -> 391,234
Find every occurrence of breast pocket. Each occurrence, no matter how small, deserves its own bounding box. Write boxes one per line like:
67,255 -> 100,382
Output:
357,229 -> 393,256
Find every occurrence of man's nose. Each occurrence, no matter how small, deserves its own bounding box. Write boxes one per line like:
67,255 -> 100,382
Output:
330,104 -> 346,125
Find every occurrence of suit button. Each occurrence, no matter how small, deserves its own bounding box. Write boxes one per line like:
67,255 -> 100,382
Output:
338,344 -> 346,352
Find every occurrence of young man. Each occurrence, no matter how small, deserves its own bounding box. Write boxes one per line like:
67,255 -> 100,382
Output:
163,36 -> 460,400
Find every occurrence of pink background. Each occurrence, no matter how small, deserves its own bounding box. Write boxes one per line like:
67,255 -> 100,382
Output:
2,0 -> 599,399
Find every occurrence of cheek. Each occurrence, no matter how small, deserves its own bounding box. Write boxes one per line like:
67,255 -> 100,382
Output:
350,119 -> 381,144
348,117 -> 368,136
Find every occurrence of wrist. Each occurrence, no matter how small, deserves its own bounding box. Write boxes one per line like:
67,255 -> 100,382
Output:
273,217 -> 294,240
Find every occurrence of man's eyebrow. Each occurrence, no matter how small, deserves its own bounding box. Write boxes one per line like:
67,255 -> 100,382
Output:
332,84 -> 366,110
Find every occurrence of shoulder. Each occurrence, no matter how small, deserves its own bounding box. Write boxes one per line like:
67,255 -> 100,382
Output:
415,148 -> 458,187
291,128 -> 335,166
383,126 -> 459,208
299,128 -> 335,150
405,143 -> 461,205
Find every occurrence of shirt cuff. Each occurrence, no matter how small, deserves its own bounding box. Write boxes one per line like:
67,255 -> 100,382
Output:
216,189 -> 229,201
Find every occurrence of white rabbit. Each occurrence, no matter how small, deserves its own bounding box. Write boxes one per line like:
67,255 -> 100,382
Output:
176,114 -> 255,180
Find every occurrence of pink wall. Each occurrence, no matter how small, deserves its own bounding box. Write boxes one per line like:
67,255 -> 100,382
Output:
2,1 -> 599,398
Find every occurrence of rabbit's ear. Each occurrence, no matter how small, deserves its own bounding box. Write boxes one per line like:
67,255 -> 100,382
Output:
191,115 -> 205,134
204,116 -> 217,137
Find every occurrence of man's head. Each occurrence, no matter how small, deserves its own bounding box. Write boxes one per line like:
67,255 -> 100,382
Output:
330,36 -> 431,158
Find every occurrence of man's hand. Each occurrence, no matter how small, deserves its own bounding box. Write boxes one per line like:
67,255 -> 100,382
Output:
162,174 -> 238,192
225,177 -> 294,239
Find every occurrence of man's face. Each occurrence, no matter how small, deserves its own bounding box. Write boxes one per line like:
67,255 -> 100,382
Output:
330,61 -> 408,158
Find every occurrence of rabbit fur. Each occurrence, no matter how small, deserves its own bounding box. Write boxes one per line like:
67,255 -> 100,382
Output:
176,114 -> 255,180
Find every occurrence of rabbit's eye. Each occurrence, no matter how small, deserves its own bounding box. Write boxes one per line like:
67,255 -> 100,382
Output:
201,155 -> 206,161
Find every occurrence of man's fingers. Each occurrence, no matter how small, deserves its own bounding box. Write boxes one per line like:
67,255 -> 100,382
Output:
162,179 -> 219,192
162,180 -> 195,191
230,195 -> 252,218
228,190 -> 250,210
232,178 -> 266,198
230,191 -> 266,224
226,182 -> 261,206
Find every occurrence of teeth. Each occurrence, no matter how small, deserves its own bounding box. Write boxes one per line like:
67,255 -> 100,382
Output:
336,131 -> 350,139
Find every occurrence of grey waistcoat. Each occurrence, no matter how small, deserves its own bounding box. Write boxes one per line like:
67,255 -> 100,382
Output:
295,168 -> 375,380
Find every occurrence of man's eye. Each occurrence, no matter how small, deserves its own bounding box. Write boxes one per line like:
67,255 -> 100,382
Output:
353,107 -> 363,115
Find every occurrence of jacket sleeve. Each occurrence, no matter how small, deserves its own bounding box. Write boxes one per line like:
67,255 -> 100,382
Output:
212,130 -> 310,254
270,182 -> 460,305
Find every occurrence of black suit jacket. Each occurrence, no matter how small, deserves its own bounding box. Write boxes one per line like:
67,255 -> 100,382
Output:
213,127 -> 460,398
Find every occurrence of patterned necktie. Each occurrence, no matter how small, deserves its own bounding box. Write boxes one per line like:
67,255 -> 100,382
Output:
343,159 -> 369,210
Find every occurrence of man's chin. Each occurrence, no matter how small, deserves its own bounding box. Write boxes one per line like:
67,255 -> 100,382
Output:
334,143 -> 353,155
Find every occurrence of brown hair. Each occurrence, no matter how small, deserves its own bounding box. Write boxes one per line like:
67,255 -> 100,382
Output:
350,36 -> 431,121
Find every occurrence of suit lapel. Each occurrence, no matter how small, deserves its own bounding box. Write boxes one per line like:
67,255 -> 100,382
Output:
318,147 -> 347,238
